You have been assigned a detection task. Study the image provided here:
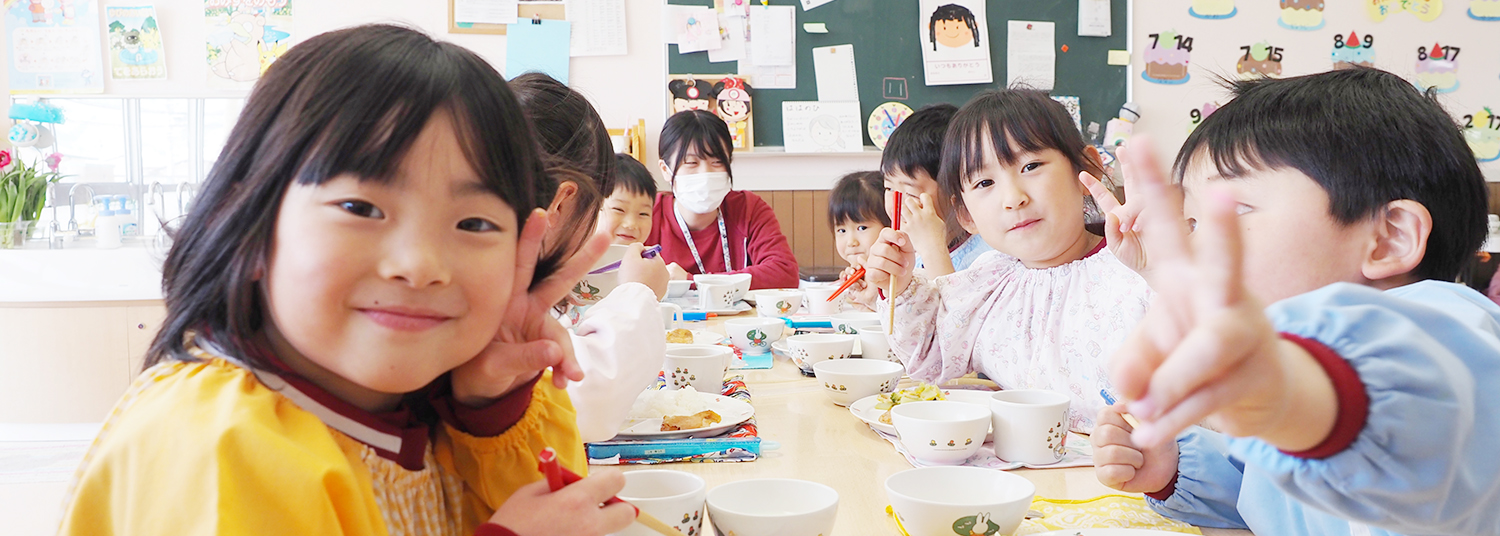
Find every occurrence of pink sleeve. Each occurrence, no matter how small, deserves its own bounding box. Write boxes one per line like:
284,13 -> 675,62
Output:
730,193 -> 800,289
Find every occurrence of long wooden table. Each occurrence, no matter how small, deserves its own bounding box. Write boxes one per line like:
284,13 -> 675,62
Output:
621,313 -> 1253,535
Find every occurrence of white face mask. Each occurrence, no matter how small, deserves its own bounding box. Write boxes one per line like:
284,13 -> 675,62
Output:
673,171 -> 731,214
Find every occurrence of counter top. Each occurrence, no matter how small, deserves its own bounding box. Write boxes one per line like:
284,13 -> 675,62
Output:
0,246 -> 164,303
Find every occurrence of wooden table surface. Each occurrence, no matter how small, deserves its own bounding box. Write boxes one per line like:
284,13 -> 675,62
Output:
621,313 -> 1253,536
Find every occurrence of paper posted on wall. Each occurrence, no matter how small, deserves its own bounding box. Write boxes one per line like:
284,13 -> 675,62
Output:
918,0 -> 992,86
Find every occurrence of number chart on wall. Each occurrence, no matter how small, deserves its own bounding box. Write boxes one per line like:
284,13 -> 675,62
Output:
1138,0 -> 1500,174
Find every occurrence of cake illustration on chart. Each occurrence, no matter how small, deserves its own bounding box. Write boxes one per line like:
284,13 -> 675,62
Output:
1141,30 -> 1192,85
1472,0 -> 1500,19
1187,102 -> 1219,135
1331,31 -> 1375,69
1465,108 -> 1500,162
1237,41 -> 1283,79
1414,42 -> 1460,93
1189,0 -> 1236,19
1279,0 -> 1326,30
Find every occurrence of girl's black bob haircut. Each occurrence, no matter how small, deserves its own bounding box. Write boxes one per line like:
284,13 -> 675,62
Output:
829,171 -> 891,228
659,109 -> 735,182
1174,67 -> 1486,282
146,24 -> 556,370
939,88 -> 1103,213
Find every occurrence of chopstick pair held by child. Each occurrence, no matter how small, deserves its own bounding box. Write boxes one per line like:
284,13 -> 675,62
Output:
57,26 -> 634,536
1093,69 -> 1500,536
864,89 -> 1153,434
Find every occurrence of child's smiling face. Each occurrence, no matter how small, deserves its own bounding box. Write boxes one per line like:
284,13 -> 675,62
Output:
935,19 -> 973,48
957,139 -> 1096,269
261,111 -> 519,410
597,188 -> 654,245
835,219 -> 884,265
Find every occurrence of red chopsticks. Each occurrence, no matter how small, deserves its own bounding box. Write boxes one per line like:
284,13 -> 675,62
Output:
536,448 -> 687,536
825,266 -> 865,302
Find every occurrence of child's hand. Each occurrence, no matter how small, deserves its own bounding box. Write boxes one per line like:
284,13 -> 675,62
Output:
1108,137 -> 1336,452
1093,405 -> 1179,494
901,193 -> 955,276
841,262 -> 879,311
666,262 -> 690,281
488,469 -> 636,536
863,228 -> 917,300
616,243 -> 669,300
1079,147 -> 1152,278
452,210 -> 609,407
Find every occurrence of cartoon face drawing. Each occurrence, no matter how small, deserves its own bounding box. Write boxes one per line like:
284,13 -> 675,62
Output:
719,99 -> 749,122
929,4 -> 981,50
809,115 -> 841,148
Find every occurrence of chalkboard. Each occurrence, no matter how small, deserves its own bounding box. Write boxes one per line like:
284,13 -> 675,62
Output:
666,0 -> 1129,148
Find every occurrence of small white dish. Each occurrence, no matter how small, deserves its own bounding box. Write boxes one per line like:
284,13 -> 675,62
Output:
890,401 -> 990,465
706,478 -> 839,536
615,392 -> 754,440
666,279 -> 692,299
848,394 -> 898,436
813,359 -> 903,406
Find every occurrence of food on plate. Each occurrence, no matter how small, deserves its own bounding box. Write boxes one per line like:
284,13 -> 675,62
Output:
661,410 -> 722,431
666,328 -> 695,344
874,383 -> 946,424
629,386 -> 709,420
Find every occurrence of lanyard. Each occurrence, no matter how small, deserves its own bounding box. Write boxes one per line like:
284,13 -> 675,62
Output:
674,203 -> 733,274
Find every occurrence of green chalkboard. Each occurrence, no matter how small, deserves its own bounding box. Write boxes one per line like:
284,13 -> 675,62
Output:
666,0 -> 1129,148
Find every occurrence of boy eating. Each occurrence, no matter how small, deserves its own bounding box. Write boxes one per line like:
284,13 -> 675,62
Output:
596,154 -> 657,245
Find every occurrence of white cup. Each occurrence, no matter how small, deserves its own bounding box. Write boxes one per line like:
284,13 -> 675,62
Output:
989,390 -> 1072,465
831,312 -> 881,335
698,282 -> 737,311
855,323 -> 900,363
659,302 -> 682,331
724,317 -> 786,355
663,345 -> 733,393
803,284 -> 842,315
612,470 -> 706,536
755,289 -> 806,318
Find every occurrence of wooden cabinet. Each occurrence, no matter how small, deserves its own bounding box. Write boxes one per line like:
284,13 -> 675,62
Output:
0,301 -> 165,423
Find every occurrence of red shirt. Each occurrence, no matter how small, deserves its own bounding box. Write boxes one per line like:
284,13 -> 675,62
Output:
646,191 -> 800,289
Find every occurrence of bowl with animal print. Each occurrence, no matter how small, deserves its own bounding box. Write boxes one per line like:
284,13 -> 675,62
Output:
890,401 -> 990,465
724,317 -> 786,355
753,289 -> 805,318
885,466 -> 1035,536
812,358 -> 903,406
785,333 -> 856,371
571,244 -> 628,306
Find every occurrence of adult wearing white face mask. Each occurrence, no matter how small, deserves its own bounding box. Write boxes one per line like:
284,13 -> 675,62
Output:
646,110 -> 799,289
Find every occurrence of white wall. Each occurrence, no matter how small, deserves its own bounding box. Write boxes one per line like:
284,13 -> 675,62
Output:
1128,1 -> 1500,181
2,0 -> 881,190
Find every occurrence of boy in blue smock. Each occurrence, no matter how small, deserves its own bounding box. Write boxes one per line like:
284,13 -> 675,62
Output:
1086,68 -> 1500,536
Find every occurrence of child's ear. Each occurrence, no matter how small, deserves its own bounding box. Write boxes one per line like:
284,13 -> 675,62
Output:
1362,199 -> 1432,283
954,202 -> 979,235
547,181 -> 580,218
657,159 -> 672,182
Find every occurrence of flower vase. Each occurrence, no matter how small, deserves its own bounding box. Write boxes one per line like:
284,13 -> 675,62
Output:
0,221 -> 35,249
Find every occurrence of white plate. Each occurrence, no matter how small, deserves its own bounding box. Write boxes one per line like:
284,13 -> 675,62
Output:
771,340 -> 790,356
616,393 -> 755,439
665,329 -> 725,346
1028,530 -> 1191,536
849,394 -> 898,435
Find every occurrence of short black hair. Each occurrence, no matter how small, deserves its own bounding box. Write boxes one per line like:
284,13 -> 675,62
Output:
605,153 -> 657,199
880,103 -> 957,181
829,171 -> 891,228
148,24 -> 555,369
1174,67 -> 1486,282
659,109 -> 734,182
939,89 -> 1102,213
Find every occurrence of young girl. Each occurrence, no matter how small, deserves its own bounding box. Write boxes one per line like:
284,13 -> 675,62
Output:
511,74 -> 667,443
829,170 -> 889,312
865,89 -> 1153,434
880,103 -> 995,277
646,109 -> 799,290
58,26 -> 633,536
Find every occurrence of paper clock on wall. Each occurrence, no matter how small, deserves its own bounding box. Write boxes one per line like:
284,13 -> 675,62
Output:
867,102 -> 915,150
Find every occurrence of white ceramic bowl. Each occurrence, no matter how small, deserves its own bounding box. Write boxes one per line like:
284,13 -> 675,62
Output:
616,470 -> 706,536
890,401 -> 990,465
831,312 -> 881,335
854,323 -> 900,363
666,279 -> 692,298
802,283 -> 843,315
572,244 -> 629,306
706,478 -> 839,536
754,289 -> 806,318
693,273 -> 752,302
723,317 -> 786,355
785,333 -> 856,370
885,466 -> 1036,536
812,358 -> 903,406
